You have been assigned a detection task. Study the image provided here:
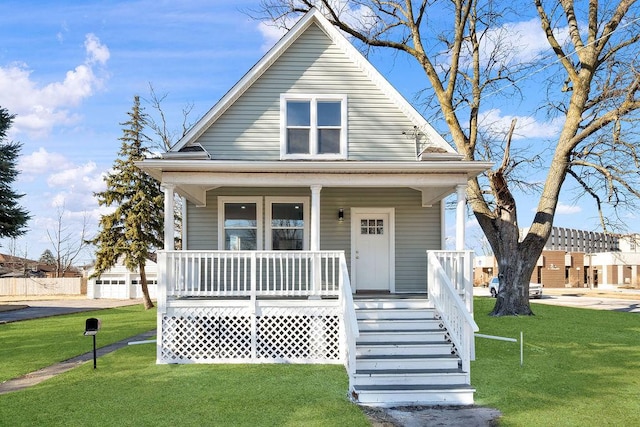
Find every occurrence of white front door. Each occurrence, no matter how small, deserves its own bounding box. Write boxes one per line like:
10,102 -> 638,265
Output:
351,208 -> 394,292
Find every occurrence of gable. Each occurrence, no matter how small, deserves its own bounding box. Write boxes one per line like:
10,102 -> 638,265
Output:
172,11 -> 454,161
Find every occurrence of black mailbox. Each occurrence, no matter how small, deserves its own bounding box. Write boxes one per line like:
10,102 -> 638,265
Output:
84,318 -> 101,336
84,318 -> 101,369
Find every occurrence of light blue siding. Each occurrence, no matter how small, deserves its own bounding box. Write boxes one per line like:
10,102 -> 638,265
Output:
196,23 -> 418,161
185,187 -> 440,293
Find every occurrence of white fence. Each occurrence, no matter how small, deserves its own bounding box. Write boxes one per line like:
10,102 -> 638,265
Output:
0,277 -> 84,296
161,250 -> 342,299
427,250 -> 478,373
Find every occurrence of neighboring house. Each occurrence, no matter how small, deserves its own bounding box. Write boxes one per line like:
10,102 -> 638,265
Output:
139,9 -> 491,406
0,253 -> 83,279
86,257 -> 158,299
475,227 -> 640,288
0,253 -> 40,277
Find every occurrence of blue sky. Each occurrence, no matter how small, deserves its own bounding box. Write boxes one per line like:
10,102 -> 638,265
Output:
0,1 -> 618,262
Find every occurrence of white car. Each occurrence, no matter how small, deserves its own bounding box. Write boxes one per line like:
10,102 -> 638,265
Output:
488,277 -> 543,299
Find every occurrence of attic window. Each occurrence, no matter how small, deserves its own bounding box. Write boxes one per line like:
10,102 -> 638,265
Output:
280,94 -> 347,159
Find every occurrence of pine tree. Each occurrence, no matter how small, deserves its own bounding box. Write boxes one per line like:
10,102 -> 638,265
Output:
90,96 -> 163,309
0,107 -> 30,239
39,249 -> 56,265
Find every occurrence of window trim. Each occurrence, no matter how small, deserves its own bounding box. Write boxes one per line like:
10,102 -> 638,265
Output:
217,196 -> 263,250
265,197 -> 310,250
280,94 -> 348,160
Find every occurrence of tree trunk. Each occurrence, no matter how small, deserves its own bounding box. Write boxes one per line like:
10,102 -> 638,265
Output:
475,170 -> 545,316
139,262 -> 154,310
489,252 -> 535,316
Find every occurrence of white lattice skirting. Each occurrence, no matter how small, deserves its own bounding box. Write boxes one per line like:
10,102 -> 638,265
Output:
160,302 -> 342,364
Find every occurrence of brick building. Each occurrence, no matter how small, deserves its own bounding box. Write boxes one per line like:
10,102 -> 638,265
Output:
474,228 -> 640,289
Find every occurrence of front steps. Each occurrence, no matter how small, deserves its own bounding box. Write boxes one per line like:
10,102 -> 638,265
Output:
351,298 -> 474,406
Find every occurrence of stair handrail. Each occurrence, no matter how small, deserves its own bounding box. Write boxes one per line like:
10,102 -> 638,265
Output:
427,251 -> 478,373
338,252 -> 359,394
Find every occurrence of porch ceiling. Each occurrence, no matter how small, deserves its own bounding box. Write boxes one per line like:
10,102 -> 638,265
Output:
138,160 -> 493,206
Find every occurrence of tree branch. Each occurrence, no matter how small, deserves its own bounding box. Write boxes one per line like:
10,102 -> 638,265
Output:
535,0 -> 577,81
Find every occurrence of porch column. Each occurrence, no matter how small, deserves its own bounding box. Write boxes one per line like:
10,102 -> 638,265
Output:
310,185 -> 322,251
163,184 -> 175,251
456,184 -> 467,251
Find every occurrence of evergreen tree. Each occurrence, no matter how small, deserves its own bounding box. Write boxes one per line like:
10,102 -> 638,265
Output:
39,249 -> 56,265
90,96 -> 163,309
0,107 -> 30,239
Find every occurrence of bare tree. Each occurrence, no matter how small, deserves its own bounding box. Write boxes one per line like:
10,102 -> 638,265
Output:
47,206 -> 90,278
145,83 -> 195,152
143,84 -> 194,250
256,0 -> 640,315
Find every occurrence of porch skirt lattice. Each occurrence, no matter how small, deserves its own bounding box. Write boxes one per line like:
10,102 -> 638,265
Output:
160,305 -> 341,364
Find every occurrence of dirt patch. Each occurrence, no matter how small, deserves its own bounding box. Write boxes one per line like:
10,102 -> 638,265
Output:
362,406 -> 402,426
362,405 -> 502,427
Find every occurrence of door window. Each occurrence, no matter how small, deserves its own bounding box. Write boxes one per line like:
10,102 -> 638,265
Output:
360,219 -> 384,235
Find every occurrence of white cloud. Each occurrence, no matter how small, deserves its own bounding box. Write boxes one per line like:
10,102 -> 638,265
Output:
47,161 -> 105,192
257,1 -> 376,51
84,33 -> 110,65
556,202 -> 582,215
19,147 -> 74,177
471,18 -> 572,66
257,21 -> 289,51
0,33 -> 110,139
24,159 -> 107,214
479,109 -> 563,140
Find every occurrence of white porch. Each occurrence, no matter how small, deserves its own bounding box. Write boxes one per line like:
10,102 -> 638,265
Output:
149,162 -> 483,405
155,249 -> 477,406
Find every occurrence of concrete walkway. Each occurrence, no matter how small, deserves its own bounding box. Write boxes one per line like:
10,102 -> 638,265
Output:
0,329 -> 156,395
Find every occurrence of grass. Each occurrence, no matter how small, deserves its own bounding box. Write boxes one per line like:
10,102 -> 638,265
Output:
0,304 -> 156,382
472,297 -> 640,426
0,344 -> 368,427
2,299 -> 640,426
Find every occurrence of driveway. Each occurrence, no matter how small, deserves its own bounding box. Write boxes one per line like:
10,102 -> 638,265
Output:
0,296 -> 145,323
474,286 -> 640,313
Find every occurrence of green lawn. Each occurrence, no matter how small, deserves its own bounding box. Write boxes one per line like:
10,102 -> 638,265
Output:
0,344 -> 368,427
0,304 -> 156,382
2,299 -> 640,426
472,297 -> 640,426
0,305 -> 367,426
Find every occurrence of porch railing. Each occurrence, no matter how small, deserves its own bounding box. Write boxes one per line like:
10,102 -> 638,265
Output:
160,250 -> 343,299
429,250 -> 475,314
427,250 -> 478,373
155,250 -> 359,366
338,252 -> 359,393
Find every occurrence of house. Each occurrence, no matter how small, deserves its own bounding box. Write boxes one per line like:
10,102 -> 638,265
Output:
0,253 -> 64,278
139,9 -> 491,406
86,257 -> 158,299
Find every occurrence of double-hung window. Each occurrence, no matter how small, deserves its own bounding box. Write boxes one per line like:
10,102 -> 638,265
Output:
281,94 -> 347,159
218,197 -> 308,251
218,197 -> 262,250
265,197 -> 309,250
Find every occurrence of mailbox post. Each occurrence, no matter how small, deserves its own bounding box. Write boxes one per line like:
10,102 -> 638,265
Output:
84,318 -> 101,369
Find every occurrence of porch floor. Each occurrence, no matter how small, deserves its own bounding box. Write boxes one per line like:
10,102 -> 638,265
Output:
354,292 -> 427,299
